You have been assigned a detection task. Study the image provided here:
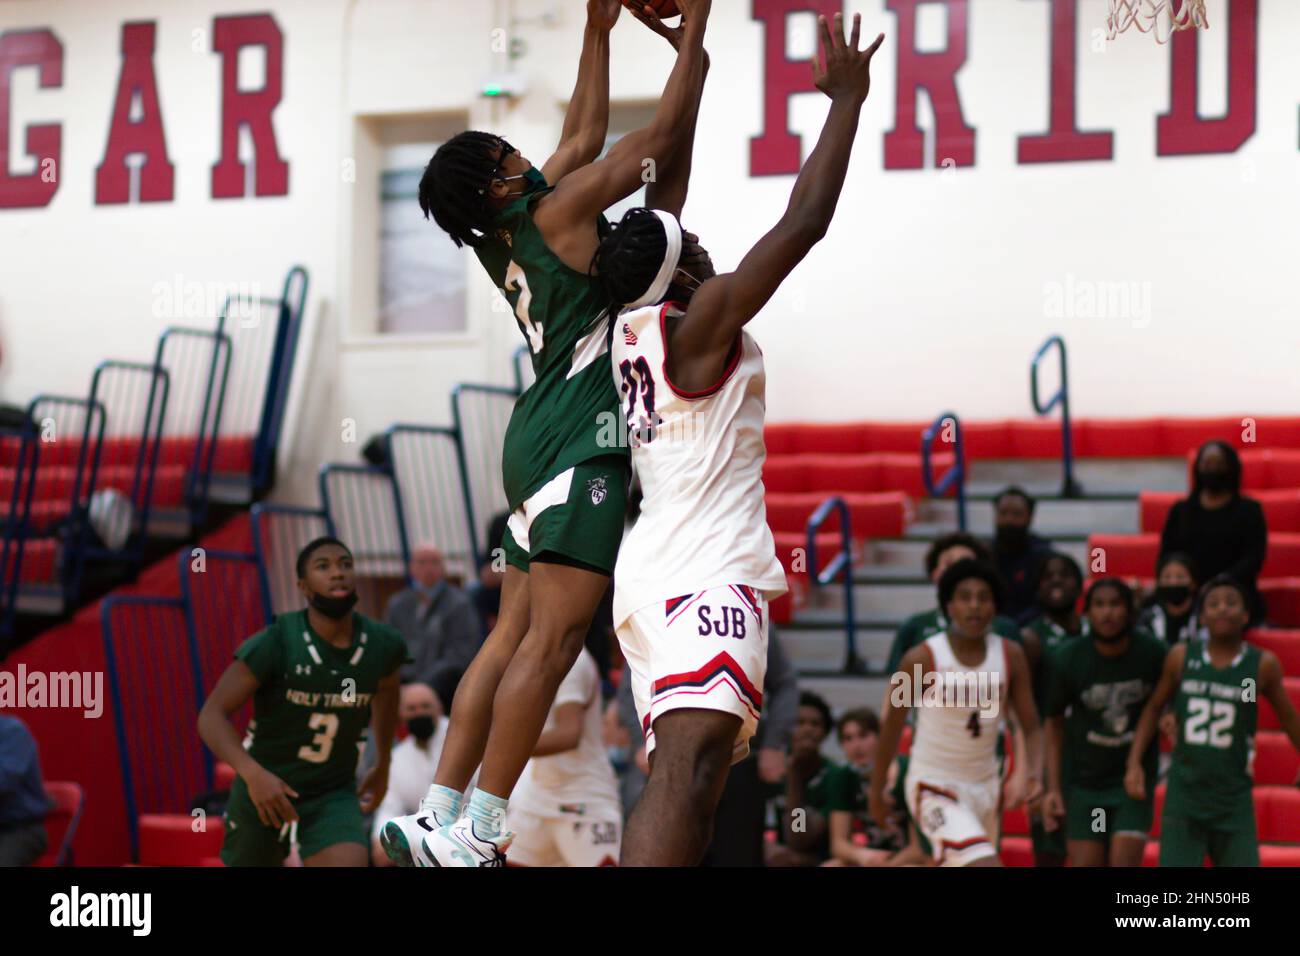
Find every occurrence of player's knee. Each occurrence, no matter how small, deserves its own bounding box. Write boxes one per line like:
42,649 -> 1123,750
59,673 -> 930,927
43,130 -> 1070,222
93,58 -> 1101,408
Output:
652,712 -> 737,806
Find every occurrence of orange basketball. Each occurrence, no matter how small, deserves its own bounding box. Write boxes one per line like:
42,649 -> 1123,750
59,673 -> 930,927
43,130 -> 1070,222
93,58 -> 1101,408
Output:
623,0 -> 681,19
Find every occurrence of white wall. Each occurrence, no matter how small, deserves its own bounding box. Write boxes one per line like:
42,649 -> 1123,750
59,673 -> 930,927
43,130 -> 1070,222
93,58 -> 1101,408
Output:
1,0 -> 1296,506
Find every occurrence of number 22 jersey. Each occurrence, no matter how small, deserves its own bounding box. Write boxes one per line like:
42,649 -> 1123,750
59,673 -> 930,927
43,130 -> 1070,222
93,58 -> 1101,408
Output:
609,302 -> 788,628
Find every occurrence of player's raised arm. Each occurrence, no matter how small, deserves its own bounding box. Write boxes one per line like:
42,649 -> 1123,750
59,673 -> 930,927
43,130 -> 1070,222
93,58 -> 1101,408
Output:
678,14 -> 884,363
535,0 -> 711,237
1124,643 -> 1185,800
628,5 -> 712,217
197,661 -> 300,828
541,1 -> 621,186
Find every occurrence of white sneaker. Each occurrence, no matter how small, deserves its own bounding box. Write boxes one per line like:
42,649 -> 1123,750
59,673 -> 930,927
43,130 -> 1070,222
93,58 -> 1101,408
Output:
379,800 -> 458,868
422,816 -> 513,868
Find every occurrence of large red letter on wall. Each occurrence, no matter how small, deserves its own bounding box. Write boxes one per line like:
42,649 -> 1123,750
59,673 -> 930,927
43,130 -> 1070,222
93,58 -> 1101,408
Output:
1018,0 -> 1112,163
0,30 -> 62,209
884,0 -> 975,170
211,13 -> 288,198
750,0 -> 840,177
1157,0 -> 1257,156
96,22 -> 175,204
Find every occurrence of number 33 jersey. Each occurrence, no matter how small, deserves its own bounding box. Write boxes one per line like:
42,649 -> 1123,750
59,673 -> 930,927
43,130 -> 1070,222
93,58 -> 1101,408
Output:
234,610 -> 409,797
609,302 -> 788,628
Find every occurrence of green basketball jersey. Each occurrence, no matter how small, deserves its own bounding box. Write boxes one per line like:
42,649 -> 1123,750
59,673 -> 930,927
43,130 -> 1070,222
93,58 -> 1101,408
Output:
1026,614 -> 1087,711
234,610 -> 408,797
475,189 -> 628,510
1166,638 -> 1260,818
1045,632 -> 1167,790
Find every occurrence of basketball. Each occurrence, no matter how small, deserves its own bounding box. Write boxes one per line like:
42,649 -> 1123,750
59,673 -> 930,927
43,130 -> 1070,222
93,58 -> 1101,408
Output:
623,0 -> 680,20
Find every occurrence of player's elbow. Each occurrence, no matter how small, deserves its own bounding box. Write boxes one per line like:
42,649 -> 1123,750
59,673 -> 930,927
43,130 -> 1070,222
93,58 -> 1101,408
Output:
785,214 -> 829,247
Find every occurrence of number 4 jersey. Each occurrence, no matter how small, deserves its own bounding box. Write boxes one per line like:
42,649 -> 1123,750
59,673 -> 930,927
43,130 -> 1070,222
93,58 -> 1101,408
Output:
234,610 -> 409,798
1166,638 -> 1261,819
609,302 -> 787,628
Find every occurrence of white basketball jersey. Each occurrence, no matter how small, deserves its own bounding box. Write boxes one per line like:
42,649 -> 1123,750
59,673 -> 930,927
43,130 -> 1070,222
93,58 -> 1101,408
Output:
909,633 -> 1007,783
610,302 -> 788,627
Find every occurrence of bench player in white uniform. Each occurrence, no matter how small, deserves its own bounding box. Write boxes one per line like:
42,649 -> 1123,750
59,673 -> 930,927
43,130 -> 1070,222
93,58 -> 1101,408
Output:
504,648 -> 622,866
590,14 -> 886,866
870,559 -> 1043,867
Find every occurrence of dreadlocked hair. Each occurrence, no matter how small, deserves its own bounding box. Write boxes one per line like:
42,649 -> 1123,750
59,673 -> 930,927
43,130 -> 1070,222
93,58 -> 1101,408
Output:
589,207 -> 670,309
418,131 -> 505,249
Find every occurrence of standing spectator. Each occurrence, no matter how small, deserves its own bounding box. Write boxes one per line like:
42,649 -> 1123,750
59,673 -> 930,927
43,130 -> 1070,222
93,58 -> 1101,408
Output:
371,681 -> 460,866
700,629 -> 799,867
1137,552 -> 1200,644
887,532 -> 1021,674
991,486 -> 1053,623
1160,441 -> 1266,622
385,541 -> 484,686
0,715 -> 50,866
766,691 -> 836,867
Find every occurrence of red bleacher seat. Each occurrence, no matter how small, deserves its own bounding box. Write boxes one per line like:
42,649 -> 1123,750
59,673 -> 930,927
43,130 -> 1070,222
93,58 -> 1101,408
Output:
1253,731 -> 1300,786
1254,787 -> 1300,843
1248,630 -> 1300,673
999,836 -> 1035,867
34,781 -> 83,867
1089,533 -> 1300,581
1001,805 -> 1030,837
1142,841 -> 1160,866
898,723 -> 913,754
1260,580 -> 1300,629
215,762 -> 236,790
137,813 -> 225,866
1078,419 -> 1162,458
764,492 -> 908,540
15,540 -> 58,584
1260,845 -> 1300,866
1151,782 -> 1166,838
1258,677 -> 1300,731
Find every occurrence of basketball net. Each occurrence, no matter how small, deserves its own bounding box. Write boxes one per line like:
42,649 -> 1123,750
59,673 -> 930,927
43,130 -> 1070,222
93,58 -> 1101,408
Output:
1106,0 -> 1209,43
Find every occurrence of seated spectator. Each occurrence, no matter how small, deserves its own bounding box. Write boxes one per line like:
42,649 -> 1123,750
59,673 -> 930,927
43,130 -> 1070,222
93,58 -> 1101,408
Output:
0,715 -> 50,866
765,691 -> 836,867
471,512 -> 511,635
887,531 -> 1021,674
386,541 -> 484,686
1138,552 -> 1200,644
825,708 -> 904,866
1160,441 -> 1266,622
370,679 -> 465,867
991,486 -> 1053,623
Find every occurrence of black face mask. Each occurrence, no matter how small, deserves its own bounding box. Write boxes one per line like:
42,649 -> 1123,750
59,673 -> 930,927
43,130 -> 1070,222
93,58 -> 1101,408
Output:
1093,628 -> 1129,645
1156,585 -> 1193,606
309,590 -> 359,620
406,716 -> 436,742
1198,470 -> 1232,493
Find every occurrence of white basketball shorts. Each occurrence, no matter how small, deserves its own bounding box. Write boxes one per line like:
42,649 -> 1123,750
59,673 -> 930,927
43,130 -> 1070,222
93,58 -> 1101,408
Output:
504,807 -> 621,868
904,767 -> 1001,867
616,584 -> 768,765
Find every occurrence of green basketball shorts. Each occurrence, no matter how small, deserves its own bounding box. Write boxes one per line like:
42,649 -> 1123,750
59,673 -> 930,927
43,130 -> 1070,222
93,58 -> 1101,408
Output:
220,777 -> 366,867
501,455 -> 628,576
1065,784 -> 1154,844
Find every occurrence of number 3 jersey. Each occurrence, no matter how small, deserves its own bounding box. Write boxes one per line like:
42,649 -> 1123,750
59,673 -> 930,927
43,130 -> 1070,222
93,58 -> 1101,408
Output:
609,302 -> 788,627
1166,638 -> 1261,818
234,610 -> 409,797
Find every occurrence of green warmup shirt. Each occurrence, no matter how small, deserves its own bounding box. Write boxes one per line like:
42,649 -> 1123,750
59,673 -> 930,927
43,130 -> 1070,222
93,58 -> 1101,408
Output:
1045,632 -> 1167,790
772,756 -> 837,851
825,763 -> 904,852
1165,638 -> 1261,820
1026,615 -> 1088,711
474,187 -> 629,510
235,610 -> 409,797
886,608 -> 1022,675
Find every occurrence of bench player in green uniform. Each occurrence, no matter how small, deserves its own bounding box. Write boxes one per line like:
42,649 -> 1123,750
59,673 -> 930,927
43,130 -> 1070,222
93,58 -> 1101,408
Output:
1019,551 -> 1087,865
1126,574 -> 1300,867
197,538 -> 407,866
1041,578 -> 1165,867
381,0 -> 716,866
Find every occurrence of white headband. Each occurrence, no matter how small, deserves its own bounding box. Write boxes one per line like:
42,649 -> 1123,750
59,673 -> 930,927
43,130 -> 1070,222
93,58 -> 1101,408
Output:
624,209 -> 684,310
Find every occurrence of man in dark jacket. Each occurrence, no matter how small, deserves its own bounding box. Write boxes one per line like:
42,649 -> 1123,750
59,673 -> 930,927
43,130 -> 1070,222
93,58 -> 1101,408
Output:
385,542 -> 485,686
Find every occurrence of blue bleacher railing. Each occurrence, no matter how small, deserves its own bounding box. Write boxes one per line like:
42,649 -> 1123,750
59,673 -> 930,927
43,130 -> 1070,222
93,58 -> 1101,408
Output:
0,423 -> 39,639
385,424 -> 480,577
451,383 -> 520,566
806,496 -> 864,674
1031,334 -> 1082,498
922,411 -> 967,531
319,463 -> 412,613
255,266 -> 309,495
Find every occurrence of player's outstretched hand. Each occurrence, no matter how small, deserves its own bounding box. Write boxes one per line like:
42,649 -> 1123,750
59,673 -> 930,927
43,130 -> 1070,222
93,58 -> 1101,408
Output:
673,0 -> 713,30
1124,763 -> 1146,801
246,766 -> 300,828
357,762 -> 390,815
589,0 -> 623,32
812,12 -> 885,106
628,4 -> 712,71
